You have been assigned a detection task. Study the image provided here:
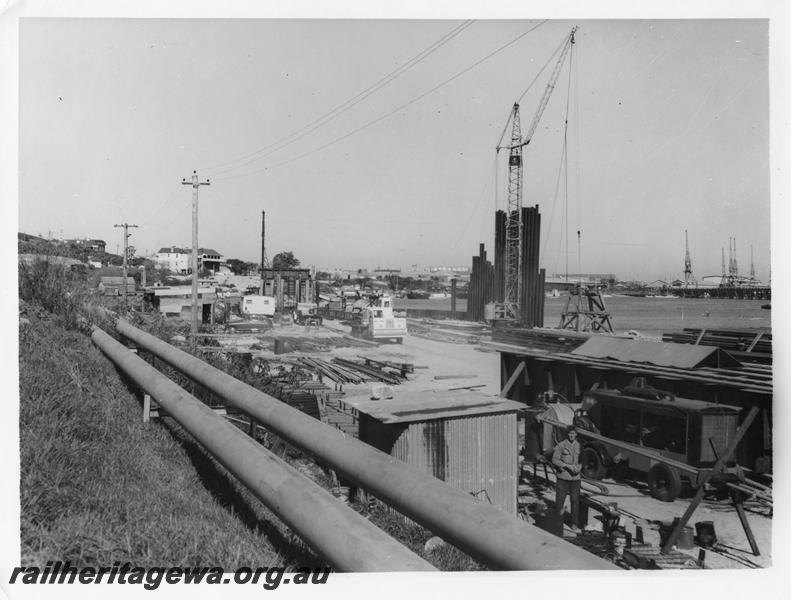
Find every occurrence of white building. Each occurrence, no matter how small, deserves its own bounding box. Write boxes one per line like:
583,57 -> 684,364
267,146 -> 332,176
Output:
154,246 -> 226,274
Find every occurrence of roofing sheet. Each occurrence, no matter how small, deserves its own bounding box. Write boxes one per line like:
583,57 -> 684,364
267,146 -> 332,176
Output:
586,389 -> 743,414
348,390 -> 523,424
571,336 -> 740,369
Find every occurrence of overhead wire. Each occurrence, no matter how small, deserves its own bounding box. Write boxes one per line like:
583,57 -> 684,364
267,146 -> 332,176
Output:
199,20 -> 476,177
543,38 -> 575,278
213,20 -> 550,182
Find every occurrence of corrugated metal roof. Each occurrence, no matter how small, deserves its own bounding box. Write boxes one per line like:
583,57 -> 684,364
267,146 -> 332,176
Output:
99,276 -> 135,285
349,391 -> 523,424
571,336 -> 740,368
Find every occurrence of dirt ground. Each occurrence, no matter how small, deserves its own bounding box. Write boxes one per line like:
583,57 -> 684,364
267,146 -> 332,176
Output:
219,317 -> 773,570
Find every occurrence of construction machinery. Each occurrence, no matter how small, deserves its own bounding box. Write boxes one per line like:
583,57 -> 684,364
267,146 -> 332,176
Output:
494,27 -> 577,321
293,302 -> 323,326
349,294 -> 407,343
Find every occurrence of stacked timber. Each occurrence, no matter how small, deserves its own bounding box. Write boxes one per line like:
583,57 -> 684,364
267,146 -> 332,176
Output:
263,380 -> 326,420
662,328 -> 772,364
491,326 -> 590,353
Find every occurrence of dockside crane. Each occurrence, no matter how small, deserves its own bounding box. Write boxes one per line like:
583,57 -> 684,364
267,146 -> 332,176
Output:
683,229 -> 696,288
495,26 -> 577,319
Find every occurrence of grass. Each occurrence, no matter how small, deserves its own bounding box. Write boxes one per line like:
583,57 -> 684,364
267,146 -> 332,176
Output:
18,305 -> 297,569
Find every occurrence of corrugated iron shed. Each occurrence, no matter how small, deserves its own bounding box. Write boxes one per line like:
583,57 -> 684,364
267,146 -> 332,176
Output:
354,391 -> 521,515
571,336 -> 740,369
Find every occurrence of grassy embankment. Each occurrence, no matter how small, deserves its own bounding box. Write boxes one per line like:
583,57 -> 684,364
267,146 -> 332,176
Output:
18,259 -> 308,568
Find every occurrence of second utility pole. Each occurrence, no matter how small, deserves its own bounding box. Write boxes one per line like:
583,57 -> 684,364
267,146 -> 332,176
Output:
114,222 -> 138,312
182,170 -> 210,333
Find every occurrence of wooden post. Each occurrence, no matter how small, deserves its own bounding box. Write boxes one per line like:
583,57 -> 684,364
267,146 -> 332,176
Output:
143,394 -> 151,423
731,489 -> 760,555
500,362 -> 526,398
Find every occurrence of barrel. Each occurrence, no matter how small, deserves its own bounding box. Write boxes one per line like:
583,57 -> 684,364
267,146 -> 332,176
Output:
695,521 -> 718,547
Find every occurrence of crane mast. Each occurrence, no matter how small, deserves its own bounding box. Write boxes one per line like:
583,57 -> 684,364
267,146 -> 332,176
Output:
496,27 -> 577,318
683,229 -> 694,288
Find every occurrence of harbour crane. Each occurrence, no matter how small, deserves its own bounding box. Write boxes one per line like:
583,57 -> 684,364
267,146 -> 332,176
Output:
495,27 -> 577,319
683,229 -> 696,288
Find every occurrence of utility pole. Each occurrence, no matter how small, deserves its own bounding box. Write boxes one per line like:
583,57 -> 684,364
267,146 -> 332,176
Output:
261,210 -> 269,295
114,222 -> 138,312
182,170 -> 210,333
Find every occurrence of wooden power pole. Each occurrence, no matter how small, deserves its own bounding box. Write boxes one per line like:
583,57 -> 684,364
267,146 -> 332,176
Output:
114,222 -> 138,312
182,170 -> 210,333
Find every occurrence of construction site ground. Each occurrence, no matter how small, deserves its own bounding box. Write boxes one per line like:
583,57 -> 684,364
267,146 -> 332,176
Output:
201,316 -> 773,570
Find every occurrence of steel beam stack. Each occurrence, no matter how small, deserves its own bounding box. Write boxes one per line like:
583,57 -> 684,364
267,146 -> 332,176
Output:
466,243 -> 495,322
494,210 -> 506,302
513,205 -> 544,327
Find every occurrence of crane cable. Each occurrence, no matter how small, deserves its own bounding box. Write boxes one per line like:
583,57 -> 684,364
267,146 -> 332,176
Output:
542,37 -> 576,274
213,20 -> 549,183
495,34 -> 566,152
199,20 -> 476,177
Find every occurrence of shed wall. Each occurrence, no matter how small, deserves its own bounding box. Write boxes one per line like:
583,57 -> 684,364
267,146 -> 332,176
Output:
361,412 -> 517,515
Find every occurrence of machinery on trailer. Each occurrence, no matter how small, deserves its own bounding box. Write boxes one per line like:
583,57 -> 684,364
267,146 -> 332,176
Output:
538,386 -> 745,502
349,294 -> 407,343
293,302 -> 323,326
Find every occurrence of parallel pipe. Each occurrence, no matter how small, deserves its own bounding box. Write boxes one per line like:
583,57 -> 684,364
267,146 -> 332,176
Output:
115,319 -> 616,571
91,326 -> 435,573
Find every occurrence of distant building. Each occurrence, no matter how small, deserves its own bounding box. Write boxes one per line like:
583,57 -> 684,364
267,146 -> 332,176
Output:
563,273 -> 617,286
154,246 -> 225,274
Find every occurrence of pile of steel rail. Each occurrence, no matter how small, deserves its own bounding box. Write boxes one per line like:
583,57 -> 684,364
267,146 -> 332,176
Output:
297,356 -> 409,386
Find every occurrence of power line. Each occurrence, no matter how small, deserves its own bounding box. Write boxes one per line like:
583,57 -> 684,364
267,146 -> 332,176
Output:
200,20 -> 475,177
214,20 -> 549,183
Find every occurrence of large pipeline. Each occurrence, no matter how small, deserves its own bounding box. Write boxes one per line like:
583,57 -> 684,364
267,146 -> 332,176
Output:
115,319 -> 615,570
90,326 -> 434,573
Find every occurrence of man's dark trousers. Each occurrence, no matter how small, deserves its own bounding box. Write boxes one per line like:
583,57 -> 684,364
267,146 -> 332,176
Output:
556,478 -> 581,526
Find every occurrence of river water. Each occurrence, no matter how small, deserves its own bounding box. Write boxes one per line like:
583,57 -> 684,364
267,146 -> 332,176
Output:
394,295 -> 771,337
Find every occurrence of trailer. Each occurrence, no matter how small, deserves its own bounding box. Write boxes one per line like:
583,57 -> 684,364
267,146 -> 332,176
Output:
538,386 -> 745,502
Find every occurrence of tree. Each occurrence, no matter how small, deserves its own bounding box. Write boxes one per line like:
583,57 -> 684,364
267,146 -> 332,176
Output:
226,258 -> 257,275
272,251 -> 300,270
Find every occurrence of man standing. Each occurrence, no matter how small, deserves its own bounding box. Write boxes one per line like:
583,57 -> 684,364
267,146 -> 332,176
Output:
552,426 -> 582,531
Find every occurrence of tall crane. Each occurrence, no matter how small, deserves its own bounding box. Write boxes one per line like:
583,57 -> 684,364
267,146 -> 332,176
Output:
683,229 -> 695,288
495,26 -> 577,318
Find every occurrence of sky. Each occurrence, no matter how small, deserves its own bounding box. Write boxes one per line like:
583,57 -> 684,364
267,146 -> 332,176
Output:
13,15 -> 773,283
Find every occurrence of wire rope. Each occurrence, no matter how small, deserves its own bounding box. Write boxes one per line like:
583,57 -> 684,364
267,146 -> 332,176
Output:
213,20 -> 549,182
199,20 -> 475,176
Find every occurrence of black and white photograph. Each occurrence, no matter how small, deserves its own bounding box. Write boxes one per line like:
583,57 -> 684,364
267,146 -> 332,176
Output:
2,1 -> 789,598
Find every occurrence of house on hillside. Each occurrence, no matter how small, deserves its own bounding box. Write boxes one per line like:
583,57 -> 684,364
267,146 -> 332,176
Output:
154,246 -> 226,274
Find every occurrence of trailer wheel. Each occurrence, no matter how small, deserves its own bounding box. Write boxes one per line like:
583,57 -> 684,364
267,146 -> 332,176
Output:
647,463 -> 682,502
581,445 -> 608,480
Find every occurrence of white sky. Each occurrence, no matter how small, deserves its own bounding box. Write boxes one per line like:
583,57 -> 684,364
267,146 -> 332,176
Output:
13,15 -> 772,282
